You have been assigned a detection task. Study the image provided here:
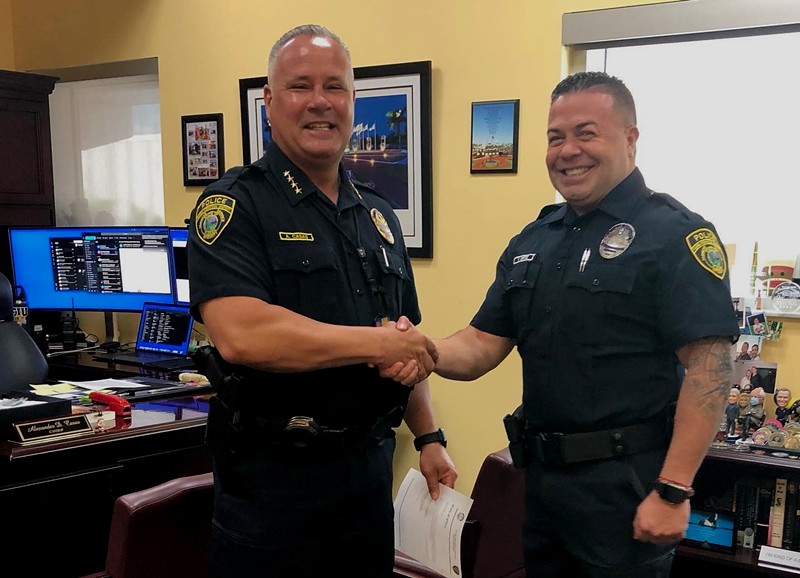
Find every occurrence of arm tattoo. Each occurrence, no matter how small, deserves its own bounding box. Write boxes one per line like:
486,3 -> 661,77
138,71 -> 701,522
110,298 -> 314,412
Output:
679,336 -> 734,413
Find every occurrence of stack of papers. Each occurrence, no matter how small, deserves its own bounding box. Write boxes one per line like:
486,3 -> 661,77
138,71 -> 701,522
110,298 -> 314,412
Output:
394,468 -> 473,578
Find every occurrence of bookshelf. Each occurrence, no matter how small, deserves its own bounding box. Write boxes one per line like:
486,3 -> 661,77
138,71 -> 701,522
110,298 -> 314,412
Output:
677,444 -> 800,576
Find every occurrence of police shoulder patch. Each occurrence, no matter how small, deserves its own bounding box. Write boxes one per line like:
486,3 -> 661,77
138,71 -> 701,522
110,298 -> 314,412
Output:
195,194 -> 236,245
685,227 -> 727,280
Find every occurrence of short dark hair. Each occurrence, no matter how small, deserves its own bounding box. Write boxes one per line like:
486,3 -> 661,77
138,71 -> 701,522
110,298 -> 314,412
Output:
551,71 -> 637,125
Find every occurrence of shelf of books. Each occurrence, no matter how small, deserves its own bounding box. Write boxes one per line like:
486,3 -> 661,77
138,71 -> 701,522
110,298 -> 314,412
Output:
684,443 -> 800,576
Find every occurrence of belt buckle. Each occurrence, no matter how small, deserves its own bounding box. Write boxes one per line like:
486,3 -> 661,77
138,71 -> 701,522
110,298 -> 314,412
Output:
283,416 -> 322,448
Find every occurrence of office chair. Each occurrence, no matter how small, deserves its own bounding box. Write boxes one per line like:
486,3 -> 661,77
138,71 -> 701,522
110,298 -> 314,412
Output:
81,472 -> 214,578
0,272 -> 48,394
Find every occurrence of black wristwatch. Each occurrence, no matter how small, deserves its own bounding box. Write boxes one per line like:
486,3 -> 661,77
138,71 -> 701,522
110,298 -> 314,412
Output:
414,428 -> 447,451
652,479 -> 695,504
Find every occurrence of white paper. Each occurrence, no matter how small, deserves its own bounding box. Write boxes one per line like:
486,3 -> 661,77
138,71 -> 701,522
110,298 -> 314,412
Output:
58,379 -> 149,390
394,468 -> 473,578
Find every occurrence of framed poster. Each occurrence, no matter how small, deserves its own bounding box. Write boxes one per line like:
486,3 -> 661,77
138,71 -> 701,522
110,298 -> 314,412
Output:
239,60 -> 433,258
470,99 -> 519,174
181,113 -> 224,187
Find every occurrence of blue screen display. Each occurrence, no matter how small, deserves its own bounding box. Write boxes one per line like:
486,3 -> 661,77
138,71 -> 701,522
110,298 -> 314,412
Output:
9,226 -> 176,312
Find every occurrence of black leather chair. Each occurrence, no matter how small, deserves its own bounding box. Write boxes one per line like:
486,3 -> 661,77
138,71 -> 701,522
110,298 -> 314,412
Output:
0,272 -> 48,394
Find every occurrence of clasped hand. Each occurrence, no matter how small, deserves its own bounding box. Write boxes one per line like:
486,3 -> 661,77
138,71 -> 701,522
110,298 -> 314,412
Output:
376,317 -> 437,386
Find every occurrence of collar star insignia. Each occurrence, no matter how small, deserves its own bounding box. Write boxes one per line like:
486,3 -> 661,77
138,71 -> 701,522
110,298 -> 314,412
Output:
283,170 -> 302,195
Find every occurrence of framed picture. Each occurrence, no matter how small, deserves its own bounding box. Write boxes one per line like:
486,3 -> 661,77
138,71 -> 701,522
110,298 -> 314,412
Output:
470,99 -> 520,174
181,113 -> 224,187
238,60 -> 433,258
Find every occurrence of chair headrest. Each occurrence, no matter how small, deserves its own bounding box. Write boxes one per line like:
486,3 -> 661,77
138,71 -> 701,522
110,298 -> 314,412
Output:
0,272 -> 13,321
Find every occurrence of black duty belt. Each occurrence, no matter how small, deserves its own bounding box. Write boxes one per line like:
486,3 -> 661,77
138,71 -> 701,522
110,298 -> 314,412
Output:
525,420 -> 670,466
240,406 -> 404,455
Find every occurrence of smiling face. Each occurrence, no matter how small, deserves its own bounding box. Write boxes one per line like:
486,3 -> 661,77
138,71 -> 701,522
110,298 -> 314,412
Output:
776,389 -> 792,408
728,389 -> 740,404
546,90 -> 638,215
264,34 -> 355,175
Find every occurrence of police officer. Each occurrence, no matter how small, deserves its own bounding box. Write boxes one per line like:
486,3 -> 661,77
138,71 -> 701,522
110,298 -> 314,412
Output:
188,24 -> 456,578
388,72 -> 740,577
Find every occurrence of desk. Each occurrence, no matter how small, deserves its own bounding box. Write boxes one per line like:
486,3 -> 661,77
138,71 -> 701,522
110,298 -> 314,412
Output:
47,350 -> 194,382
0,394 -> 212,577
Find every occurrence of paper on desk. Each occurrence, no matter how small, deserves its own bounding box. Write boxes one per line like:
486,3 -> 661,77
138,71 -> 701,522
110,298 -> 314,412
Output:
394,468 -> 473,578
56,379 -> 149,390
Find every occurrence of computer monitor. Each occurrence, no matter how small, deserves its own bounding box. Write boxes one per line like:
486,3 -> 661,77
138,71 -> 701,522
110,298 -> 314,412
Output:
8,226 -> 175,312
168,226 -> 189,305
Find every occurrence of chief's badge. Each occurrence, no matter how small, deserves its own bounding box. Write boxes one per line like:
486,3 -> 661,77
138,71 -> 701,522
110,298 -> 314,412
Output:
599,223 -> 636,259
370,208 -> 394,244
195,194 -> 235,245
685,227 -> 727,280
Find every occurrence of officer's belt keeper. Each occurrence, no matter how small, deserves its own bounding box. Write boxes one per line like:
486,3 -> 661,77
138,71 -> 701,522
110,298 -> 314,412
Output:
527,420 -> 671,465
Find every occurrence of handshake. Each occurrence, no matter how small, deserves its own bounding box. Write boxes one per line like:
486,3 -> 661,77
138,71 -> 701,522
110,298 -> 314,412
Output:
375,316 -> 438,386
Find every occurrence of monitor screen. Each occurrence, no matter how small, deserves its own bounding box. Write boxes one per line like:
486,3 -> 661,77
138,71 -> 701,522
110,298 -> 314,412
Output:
169,227 -> 189,305
9,226 -> 175,312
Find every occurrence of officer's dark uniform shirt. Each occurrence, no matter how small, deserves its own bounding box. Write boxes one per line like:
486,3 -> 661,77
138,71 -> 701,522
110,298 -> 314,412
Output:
188,142 -> 418,427
471,168 -> 740,434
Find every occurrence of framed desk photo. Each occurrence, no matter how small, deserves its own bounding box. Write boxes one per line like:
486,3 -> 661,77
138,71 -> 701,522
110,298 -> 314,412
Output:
181,113 -> 225,187
470,99 -> 520,174
239,60 -> 433,258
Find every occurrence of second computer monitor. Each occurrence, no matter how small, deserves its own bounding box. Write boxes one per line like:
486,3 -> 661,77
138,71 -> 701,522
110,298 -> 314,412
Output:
169,226 -> 189,305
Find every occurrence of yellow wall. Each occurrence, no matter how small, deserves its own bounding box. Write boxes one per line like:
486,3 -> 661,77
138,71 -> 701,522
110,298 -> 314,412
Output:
9,0 -> 800,495
0,0 -> 13,68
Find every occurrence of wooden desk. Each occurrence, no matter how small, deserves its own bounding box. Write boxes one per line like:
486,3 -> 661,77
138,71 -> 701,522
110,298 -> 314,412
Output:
0,395 -> 212,577
47,349 -> 193,381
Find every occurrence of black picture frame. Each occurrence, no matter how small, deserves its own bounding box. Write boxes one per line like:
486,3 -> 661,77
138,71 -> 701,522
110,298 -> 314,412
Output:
181,113 -> 224,187
470,99 -> 520,175
238,60 -> 433,258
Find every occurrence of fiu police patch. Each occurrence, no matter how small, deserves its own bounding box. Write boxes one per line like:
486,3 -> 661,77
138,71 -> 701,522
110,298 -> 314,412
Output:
195,194 -> 235,245
685,227 -> 727,280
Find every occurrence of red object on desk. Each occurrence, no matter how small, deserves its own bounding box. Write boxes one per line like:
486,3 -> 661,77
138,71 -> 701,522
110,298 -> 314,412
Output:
88,391 -> 132,417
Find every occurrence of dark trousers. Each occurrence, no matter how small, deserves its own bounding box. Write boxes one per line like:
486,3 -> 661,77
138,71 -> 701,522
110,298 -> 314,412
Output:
210,437 -> 396,578
524,449 -> 675,578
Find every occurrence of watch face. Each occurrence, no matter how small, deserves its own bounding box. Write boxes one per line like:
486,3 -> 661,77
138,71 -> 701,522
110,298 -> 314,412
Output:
655,480 -> 692,504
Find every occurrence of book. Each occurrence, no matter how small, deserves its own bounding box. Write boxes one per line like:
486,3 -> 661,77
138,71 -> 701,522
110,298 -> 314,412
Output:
769,477 -> 787,547
734,476 -> 762,548
784,478 -> 799,550
755,478 -> 775,548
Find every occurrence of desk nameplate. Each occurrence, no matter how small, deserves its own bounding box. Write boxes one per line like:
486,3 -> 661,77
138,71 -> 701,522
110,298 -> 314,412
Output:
13,414 -> 94,444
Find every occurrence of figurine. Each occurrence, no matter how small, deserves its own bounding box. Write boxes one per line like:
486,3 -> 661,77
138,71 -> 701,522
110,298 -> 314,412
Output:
774,387 -> 793,426
738,387 -> 766,439
725,387 -> 741,437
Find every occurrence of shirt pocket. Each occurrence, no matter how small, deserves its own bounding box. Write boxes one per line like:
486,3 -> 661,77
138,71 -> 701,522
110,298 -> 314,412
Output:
375,247 -> 410,317
268,244 -> 340,321
503,260 -> 542,333
562,262 -> 637,345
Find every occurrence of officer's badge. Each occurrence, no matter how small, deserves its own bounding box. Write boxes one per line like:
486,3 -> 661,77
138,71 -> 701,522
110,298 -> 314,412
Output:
685,227 -> 727,280
599,223 -> 636,259
195,194 -> 235,245
370,208 -> 394,244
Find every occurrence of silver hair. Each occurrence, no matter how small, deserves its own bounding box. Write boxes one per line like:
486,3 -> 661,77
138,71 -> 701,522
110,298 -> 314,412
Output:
267,24 -> 351,78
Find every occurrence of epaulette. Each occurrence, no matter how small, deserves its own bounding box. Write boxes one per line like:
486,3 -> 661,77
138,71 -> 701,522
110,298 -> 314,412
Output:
350,177 -> 386,202
535,203 -> 564,220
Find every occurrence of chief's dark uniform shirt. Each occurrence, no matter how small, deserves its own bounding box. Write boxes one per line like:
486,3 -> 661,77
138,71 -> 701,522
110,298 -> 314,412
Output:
188,143 -> 418,426
472,169 -> 740,433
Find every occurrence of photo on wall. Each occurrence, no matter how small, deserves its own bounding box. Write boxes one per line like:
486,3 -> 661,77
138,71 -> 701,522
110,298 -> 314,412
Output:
734,360 -> 778,394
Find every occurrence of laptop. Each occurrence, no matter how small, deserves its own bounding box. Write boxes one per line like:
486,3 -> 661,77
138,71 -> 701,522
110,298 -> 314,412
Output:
94,302 -> 196,370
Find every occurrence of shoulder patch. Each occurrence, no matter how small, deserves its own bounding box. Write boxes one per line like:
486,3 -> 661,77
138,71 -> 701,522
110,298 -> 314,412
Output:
685,227 -> 727,280
195,194 -> 236,245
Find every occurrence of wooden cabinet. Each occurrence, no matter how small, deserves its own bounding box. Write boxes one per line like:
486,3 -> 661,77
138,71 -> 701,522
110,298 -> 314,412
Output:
0,69 -> 58,277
